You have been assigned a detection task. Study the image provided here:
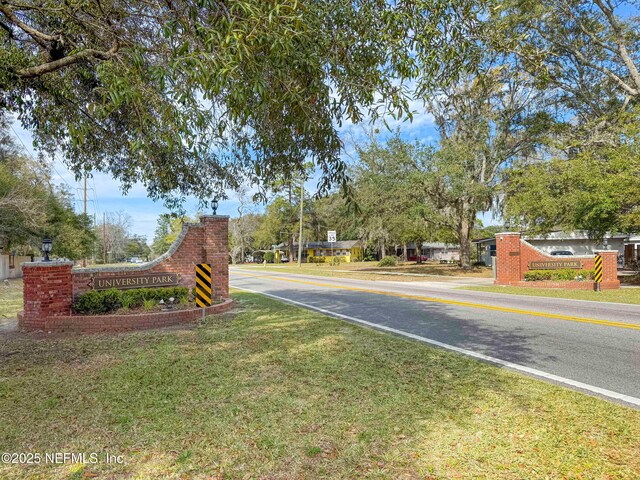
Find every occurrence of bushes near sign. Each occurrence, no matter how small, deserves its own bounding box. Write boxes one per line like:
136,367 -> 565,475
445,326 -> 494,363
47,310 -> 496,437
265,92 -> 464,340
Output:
74,287 -> 190,314
524,269 -> 594,282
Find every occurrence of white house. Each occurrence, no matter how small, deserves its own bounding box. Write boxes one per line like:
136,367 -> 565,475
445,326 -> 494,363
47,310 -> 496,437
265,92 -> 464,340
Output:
395,242 -> 460,262
0,253 -> 38,280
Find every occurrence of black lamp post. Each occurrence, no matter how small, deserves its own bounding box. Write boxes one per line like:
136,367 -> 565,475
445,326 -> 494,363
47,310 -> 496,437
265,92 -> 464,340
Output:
212,198 -> 219,215
42,238 -> 52,262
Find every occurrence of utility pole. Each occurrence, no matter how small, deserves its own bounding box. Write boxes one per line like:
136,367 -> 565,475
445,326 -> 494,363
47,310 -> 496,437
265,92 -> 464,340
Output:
297,179 -> 304,267
92,213 -> 96,264
82,173 -> 87,267
103,212 -> 106,264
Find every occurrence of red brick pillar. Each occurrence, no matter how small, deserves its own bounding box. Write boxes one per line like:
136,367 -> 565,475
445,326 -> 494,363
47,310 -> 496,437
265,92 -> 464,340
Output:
20,261 -> 74,331
202,215 -> 229,299
595,250 -> 621,289
495,232 -> 522,285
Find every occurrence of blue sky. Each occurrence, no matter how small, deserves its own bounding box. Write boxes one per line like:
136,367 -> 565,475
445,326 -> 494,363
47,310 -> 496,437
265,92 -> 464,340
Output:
10,102 -> 497,243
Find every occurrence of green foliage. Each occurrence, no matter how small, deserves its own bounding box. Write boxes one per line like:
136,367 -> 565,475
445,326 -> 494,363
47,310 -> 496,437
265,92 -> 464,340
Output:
263,252 -> 275,263
524,269 -> 594,282
71,290 -> 104,315
1,1 -> 481,206
353,134 -> 440,259
363,249 -> 378,262
330,257 -> 345,266
151,214 -> 173,257
378,256 -> 399,267
491,2 -> 640,236
125,235 -> 151,260
504,121 -> 640,236
143,299 -> 157,311
576,269 -> 595,281
422,65 -> 546,267
486,0 -> 640,115
0,115 -> 94,258
230,210 -> 263,264
74,287 -> 189,314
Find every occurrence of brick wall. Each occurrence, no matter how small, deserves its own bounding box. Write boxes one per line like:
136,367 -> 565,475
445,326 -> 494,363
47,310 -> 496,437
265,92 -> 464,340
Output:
495,232 -> 620,289
72,215 -> 228,298
20,216 -> 230,332
18,298 -> 233,334
20,261 -> 74,330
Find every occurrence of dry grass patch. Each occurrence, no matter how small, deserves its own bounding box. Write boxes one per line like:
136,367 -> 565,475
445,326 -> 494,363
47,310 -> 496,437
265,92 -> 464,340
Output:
0,278 -> 23,319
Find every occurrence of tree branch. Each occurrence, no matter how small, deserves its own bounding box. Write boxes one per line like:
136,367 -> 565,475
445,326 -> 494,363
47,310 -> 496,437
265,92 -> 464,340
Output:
593,0 -> 640,94
17,41 -> 119,78
0,2 -> 57,48
559,41 -> 638,96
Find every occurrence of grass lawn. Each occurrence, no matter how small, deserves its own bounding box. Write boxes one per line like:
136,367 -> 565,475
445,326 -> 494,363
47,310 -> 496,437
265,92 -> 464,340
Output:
1,291 -> 639,479
235,261 -> 492,282
0,278 -> 23,319
462,285 -> 640,305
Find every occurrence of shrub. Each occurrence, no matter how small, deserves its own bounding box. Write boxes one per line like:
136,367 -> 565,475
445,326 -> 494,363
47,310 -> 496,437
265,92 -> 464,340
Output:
524,270 -> 550,281
120,294 -> 135,310
378,256 -> 399,267
74,286 -> 189,314
143,299 -> 156,311
363,249 -> 377,262
576,269 -> 595,280
263,251 -> 275,263
308,256 -> 326,264
73,289 -> 114,314
552,268 -> 579,281
330,256 -> 345,266
524,269 -> 595,282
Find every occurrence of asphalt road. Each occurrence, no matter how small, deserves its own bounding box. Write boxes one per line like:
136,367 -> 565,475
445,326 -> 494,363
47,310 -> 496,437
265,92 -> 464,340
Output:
230,268 -> 640,407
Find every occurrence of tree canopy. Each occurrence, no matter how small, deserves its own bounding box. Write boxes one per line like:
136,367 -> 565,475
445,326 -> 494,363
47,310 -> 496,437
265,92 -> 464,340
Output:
491,0 -> 640,235
0,0 -> 484,208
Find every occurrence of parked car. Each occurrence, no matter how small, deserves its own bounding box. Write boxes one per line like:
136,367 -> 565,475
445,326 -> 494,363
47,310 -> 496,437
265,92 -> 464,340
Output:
550,251 -> 573,256
280,256 -> 289,263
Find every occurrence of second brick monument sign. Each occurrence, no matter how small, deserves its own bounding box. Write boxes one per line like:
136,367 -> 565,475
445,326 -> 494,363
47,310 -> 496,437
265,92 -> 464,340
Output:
495,232 -> 620,290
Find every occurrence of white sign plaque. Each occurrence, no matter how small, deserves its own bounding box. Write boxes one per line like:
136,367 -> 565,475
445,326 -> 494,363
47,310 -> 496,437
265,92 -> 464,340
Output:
327,230 -> 336,243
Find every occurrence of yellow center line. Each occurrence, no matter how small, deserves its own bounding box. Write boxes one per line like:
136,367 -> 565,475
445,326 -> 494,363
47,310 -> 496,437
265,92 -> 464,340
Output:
232,271 -> 640,331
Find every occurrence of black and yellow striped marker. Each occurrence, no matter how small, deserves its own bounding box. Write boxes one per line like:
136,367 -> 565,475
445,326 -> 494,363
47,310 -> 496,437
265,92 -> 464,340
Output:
594,254 -> 603,284
195,263 -> 212,307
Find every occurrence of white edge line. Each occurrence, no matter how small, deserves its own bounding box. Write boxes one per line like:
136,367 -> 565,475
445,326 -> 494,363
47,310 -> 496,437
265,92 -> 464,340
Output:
231,284 -> 640,408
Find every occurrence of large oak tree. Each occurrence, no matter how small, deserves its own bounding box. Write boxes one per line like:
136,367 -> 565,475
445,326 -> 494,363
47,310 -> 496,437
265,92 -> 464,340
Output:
0,0 -> 484,207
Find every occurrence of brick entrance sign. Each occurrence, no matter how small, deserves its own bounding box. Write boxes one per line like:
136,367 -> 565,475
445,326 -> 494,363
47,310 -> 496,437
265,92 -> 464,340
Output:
18,215 -> 231,332
495,232 -> 620,290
